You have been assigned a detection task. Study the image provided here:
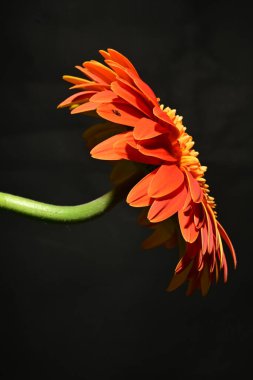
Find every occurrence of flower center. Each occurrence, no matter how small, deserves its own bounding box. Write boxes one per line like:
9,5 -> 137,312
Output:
160,104 -> 217,211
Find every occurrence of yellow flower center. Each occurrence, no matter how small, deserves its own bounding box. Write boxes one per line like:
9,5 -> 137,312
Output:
160,104 -> 217,212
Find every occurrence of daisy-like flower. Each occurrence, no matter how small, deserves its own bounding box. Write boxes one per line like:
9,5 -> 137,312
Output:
58,48 -> 236,295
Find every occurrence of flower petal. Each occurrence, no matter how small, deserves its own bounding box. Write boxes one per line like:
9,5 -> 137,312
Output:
148,164 -> 185,198
106,49 -> 140,77
57,91 -> 97,109
153,106 -> 175,126
90,133 -> 126,160
133,118 -> 167,140
75,65 -> 108,85
62,75 -> 90,85
114,140 -> 162,165
127,170 -> 158,207
71,101 -> 98,114
138,136 -> 178,163
96,102 -> 144,127
126,69 -> 159,105
105,60 -> 134,83
90,90 -> 118,103
148,183 -> 187,223
83,61 -> 117,83
111,80 -> 153,118
184,169 -> 203,203
217,222 -> 237,268
178,207 -> 199,243
166,262 -> 193,292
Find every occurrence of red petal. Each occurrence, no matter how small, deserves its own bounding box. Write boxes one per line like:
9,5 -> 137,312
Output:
127,170 -> 158,207
184,169 -> 203,203
97,102 -> 144,127
148,183 -> 187,223
148,164 -> 185,198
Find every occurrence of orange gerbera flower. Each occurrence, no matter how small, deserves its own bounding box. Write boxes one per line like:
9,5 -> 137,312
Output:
58,48 -> 236,295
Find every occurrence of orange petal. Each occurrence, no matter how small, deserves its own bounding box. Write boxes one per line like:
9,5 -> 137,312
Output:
90,133 -> 125,160
99,49 -> 111,60
133,118 -> 166,140
84,60 -> 117,83
71,101 -> 97,114
105,60 -> 134,83
193,202 -> 205,229
148,164 -> 185,198
126,69 -> 159,106
70,82 -> 109,91
148,184 -> 187,223
62,75 -> 90,85
138,137 -> 178,163
113,132 -> 162,165
127,170 -> 158,207
153,106 -> 175,127
96,102 -> 144,127
203,204 -> 214,254
184,169 -> 203,203
200,223 -> 208,255
114,140 -> 162,165
178,207 -> 199,243
217,222 -> 237,268
111,80 -> 153,118
57,91 -> 96,109
107,49 -> 140,77
75,65 -> 108,84
90,90 -> 118,103
153,106 -> 180,141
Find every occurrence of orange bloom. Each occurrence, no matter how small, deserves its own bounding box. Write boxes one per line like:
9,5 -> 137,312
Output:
58,48 -> 236,295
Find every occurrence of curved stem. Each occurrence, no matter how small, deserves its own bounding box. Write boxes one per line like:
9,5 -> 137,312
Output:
0,174 -> 140,223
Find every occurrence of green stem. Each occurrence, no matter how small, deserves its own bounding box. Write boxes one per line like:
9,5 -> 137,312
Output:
0,175 -> 140,223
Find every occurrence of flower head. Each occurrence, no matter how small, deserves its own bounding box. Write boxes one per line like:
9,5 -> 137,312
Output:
58,48 -> 236,295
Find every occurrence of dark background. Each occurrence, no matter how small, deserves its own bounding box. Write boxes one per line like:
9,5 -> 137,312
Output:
0,1 -> 252,379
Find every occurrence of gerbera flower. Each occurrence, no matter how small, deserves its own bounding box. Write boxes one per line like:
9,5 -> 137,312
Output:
58,48 -> 236,295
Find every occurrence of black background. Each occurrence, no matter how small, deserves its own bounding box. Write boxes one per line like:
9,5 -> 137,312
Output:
1,1 -> 252,379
